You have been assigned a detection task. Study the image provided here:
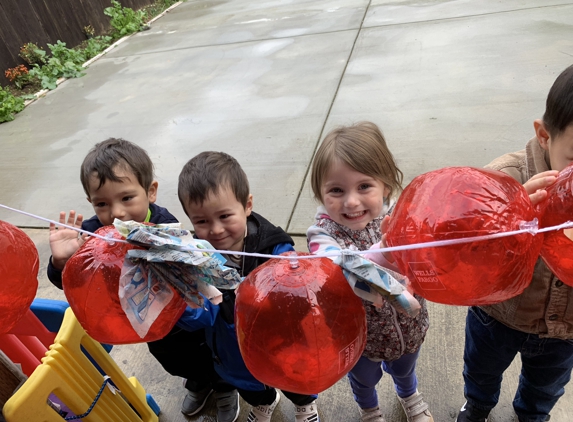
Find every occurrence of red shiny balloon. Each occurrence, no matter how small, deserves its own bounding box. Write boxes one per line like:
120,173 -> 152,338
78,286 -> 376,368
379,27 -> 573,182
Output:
0,220 -> 39,335
62,225 -> 186,344
386,167 -> 543,305
539,163 -> 573,286
235,253 -> 366,395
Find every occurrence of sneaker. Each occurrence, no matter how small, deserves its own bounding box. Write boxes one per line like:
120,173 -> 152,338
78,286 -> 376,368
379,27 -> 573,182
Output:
455,401 -> 489,422
359,406 -> 386,422
247,390 -> 280,422
397,390 -> 434,422
214,390 -> 240,422
181,387 -> 213,416
295,400 -> 319,422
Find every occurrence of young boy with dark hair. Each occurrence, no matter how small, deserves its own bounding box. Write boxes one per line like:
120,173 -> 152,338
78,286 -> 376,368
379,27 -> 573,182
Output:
176,151 -> 320,422
46,138 -> 222,418
457,65 -> 573,422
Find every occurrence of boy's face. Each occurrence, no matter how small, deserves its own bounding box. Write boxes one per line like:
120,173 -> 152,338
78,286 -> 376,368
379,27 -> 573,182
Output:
185,186 -> 253,252
536,121 -> 573,172
87,166 -> 158,226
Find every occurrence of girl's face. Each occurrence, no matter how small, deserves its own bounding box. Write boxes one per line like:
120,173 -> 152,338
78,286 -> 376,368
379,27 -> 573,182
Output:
321,159 -> 389,231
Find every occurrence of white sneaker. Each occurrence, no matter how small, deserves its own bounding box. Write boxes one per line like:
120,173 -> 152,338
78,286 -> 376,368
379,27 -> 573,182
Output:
397,390 -> 434,422
247,390 -> 280,422
294,400 -> 319,422
359,406 -> 386,422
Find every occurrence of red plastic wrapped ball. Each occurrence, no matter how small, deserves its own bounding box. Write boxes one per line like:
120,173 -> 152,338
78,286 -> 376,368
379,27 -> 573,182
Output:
386,167 -> 543,306
0,220 -> 39,335
235,253 -> 366,395
62,225 -> 187,344
538,163 -> 573,286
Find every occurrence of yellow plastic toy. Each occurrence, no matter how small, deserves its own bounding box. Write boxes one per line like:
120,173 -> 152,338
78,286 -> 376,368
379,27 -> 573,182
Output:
2,307 -> 159,422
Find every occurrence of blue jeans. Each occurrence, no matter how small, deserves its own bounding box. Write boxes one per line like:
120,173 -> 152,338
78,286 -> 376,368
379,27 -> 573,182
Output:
348,351 -> 420,409
463,306 -> 573,422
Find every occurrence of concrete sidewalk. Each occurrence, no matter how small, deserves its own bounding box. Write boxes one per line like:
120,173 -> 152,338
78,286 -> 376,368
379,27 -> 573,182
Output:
2,0 -> 573,420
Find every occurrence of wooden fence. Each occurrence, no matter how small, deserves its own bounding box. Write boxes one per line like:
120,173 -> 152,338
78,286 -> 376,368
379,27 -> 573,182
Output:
0,0 -> 156,83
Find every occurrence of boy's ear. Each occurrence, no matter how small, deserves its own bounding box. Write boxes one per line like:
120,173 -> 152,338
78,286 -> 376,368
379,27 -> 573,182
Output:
147,181 -> 158,203
245,194 -> 253,217
534,119 -> 551,150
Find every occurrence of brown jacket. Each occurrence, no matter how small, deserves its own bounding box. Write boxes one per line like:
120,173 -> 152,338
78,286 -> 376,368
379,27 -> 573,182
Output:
481,137 -> 573,339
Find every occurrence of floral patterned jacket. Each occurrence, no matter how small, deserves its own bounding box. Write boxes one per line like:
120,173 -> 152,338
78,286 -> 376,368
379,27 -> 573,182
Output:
307,206 -> 429,361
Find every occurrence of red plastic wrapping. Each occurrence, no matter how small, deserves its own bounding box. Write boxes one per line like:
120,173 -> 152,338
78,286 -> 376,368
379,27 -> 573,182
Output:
386,167 -> 543,306
538,163 -> 573,286
235,253 -> 366,395
62,225 -> 186,344
0,220 -> 39,335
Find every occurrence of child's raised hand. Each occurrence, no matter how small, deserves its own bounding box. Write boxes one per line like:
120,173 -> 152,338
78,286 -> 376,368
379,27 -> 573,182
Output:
49,211 -> 87,270
524,170 -> 558,206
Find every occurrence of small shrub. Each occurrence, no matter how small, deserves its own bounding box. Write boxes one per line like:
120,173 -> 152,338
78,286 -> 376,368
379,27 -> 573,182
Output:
104,0 -> 147,39
84,24 -> 96,39
48,41 -> 86,65
19,43 -> 47,66
83,36 -> 113,60
0,86 -> 25,123
4,64 -> 35,89
27,42 -> 86,90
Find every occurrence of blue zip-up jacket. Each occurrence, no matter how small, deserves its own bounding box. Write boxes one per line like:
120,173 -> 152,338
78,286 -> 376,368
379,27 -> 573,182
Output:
177,212 -> 294,390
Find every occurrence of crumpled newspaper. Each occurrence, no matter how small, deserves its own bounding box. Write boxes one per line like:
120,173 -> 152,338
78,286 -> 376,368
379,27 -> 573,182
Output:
114,220 -> 242,338
334,250 -> 421,317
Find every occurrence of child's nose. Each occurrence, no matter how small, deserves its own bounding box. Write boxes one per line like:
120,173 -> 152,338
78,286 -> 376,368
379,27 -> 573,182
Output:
344,193 -> 360,208
211,222 -> 224,235
110,204 -> 126,219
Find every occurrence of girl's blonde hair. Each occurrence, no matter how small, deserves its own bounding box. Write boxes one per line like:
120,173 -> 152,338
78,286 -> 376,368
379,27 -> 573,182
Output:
311,121 -> 403,203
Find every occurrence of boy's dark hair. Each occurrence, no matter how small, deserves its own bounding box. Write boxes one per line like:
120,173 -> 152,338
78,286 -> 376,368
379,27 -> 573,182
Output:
544,65 -> 573,138
178,151 -> 250,210
80,138 -> 154,197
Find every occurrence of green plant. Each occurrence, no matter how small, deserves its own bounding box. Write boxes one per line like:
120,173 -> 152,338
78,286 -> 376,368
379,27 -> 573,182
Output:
19,43 -> 47,66
104,0 -> 147,38
83,36 -> 113,60
27,41 -> 86,90
144,0 -> 178,19
48,41 -> 86,65
0,86 -> 25,123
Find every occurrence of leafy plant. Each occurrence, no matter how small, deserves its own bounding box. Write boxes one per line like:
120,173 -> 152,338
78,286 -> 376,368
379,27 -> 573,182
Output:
83,36 -> 113,60
19,43 -> 47,66
27,42 -> 86,90
104,0 -> 147,38
48,41 -> 86,66
144,0 -> 178,20
0,86 -> 25,123
5,65 -> 36,89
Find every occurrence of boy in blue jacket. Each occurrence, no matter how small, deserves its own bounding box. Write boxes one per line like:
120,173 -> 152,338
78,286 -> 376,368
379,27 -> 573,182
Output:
177,151 -> 320,422
46,138 -> 220,418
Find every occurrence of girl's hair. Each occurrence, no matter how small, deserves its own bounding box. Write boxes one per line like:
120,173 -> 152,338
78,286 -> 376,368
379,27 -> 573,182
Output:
311,121 -> 403,203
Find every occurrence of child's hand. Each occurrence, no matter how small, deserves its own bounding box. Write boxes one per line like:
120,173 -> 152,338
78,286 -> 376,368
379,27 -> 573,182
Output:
523,170 -> 558,206
49,211 -> 87,270
364,215 -> 398,270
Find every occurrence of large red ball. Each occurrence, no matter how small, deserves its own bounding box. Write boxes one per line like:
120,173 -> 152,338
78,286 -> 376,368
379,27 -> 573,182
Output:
235,253 -> 366,395
538,163 -> 573,286
386,167 -> 543,305
0,221 -> 39,335
62,225 -> 186,344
